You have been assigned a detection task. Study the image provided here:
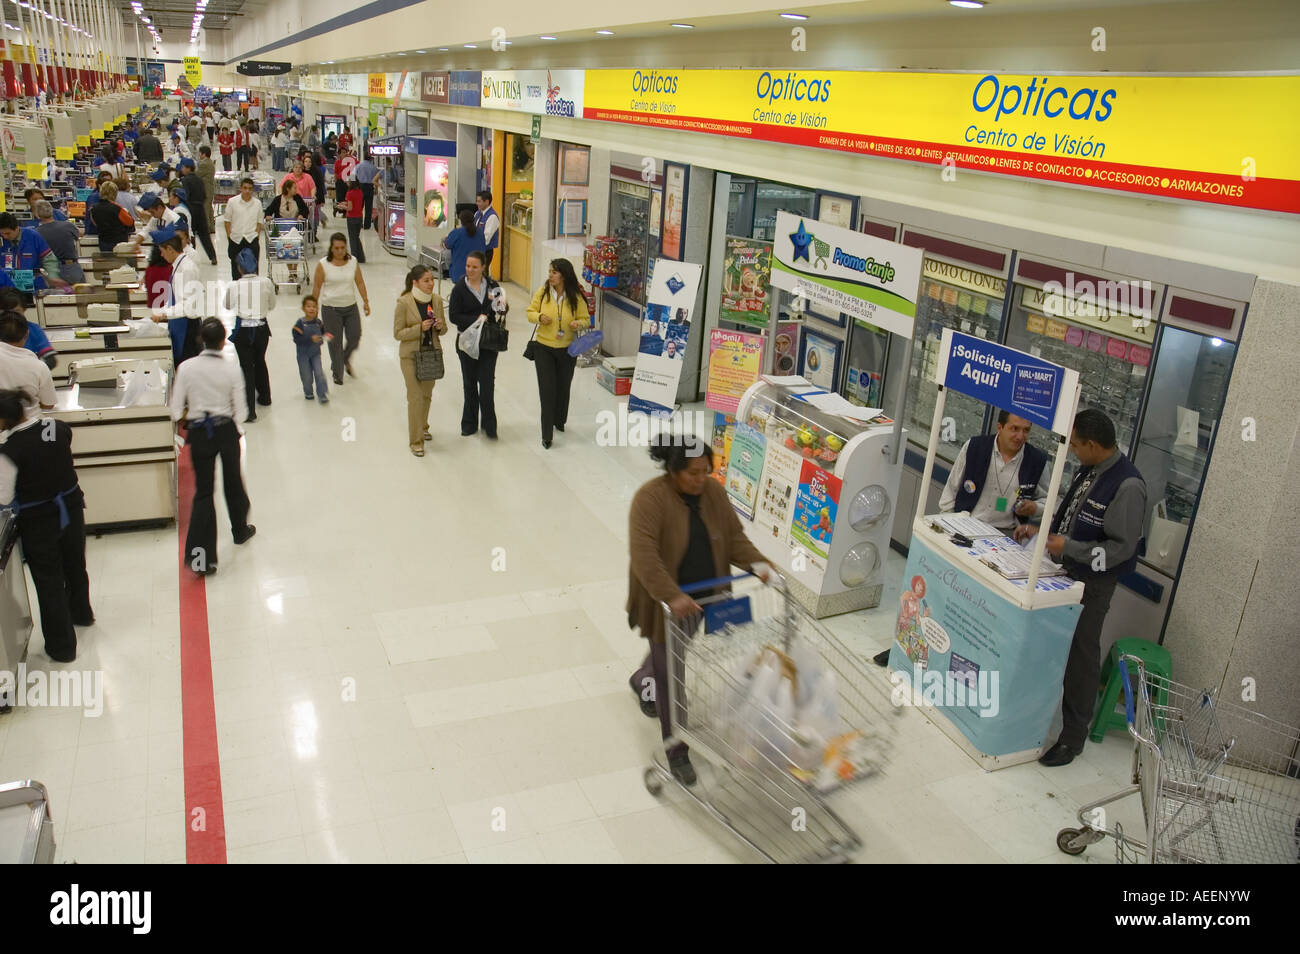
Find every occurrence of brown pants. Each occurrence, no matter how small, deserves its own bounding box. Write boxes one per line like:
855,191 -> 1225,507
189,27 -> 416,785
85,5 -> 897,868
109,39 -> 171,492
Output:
400,353 -> 436,449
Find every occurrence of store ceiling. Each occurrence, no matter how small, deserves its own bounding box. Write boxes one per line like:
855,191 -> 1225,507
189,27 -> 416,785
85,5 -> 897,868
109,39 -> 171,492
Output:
115,0 -> 268,38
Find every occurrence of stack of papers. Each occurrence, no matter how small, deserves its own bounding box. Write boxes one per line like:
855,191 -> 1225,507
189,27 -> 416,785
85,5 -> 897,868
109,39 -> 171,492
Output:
978,548 -> 1067,580
927,513 -> 1004,538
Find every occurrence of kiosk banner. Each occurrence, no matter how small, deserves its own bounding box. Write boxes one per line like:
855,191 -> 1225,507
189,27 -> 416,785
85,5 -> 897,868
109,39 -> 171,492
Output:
628,259 -> 703,416
889,534 -> 1080,759
753,443 -> 803,550
706,329 -> 765,414
771,211 -> 923,338
725,423 -> 767,519
935,328 -> 1079,435
789,460 -> 842,571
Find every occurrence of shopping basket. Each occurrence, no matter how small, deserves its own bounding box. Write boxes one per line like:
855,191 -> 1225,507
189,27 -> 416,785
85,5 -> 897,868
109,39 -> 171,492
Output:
643,573 -> 898,863
1057,655 -> 1300,863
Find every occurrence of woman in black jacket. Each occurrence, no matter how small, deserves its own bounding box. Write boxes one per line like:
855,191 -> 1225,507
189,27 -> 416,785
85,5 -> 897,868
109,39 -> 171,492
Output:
264,178 -> 309,221
89,181 -> 136,252
447,250 -> 507,439
0,386 -> 93,663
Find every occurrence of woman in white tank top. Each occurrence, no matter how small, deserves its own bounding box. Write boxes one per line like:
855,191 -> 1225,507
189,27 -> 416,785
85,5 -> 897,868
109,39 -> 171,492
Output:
311,232 -> 371,384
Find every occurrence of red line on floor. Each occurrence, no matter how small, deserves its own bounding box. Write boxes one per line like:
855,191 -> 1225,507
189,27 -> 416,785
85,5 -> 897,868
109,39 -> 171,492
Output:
177,442 -> 228,864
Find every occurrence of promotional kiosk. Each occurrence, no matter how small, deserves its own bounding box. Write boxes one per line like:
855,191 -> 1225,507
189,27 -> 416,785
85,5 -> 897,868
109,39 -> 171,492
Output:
403,135 -> 456,268
888,329 -> 1084,770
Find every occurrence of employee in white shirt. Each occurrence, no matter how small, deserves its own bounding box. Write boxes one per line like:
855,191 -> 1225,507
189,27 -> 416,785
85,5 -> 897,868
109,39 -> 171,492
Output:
0,311 -> 57,413
474,190 -> 501,269
169,317 -> 256,576
873,410 -> 1049,667
223,177 -> 264,283
149,230 -> 204,366
224,248 -> 276,420
131,192 -> 179,244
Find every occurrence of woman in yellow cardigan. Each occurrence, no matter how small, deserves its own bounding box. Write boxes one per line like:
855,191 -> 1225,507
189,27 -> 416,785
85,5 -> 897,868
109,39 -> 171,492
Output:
526,259 -> 590,449
392,264 -> 447,457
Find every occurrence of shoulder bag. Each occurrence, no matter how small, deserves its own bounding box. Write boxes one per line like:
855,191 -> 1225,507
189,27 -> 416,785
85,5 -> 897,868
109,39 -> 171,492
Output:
479,282 -> 510,352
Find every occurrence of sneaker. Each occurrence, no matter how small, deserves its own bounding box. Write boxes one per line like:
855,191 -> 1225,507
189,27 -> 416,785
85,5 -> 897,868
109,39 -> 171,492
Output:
319,396 -> 329,404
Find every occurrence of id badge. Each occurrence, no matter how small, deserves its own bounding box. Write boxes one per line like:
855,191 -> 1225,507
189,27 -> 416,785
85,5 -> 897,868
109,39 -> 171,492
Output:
995,496 -> 1008,513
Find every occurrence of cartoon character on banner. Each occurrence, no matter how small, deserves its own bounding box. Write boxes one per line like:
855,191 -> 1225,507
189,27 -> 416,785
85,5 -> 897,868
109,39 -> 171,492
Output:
895,574 -> 931,666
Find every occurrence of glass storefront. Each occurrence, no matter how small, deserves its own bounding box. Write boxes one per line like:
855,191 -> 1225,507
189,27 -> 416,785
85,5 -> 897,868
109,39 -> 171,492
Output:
609,178 -> 660,305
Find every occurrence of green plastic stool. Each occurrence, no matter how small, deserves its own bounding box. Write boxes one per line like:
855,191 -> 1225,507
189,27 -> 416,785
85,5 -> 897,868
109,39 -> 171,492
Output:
1089,638 -> 1173,743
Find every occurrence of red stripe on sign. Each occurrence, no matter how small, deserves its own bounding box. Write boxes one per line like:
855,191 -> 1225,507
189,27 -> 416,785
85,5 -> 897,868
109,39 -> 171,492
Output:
176,443 -> 228,864
581,107 -> 1300,214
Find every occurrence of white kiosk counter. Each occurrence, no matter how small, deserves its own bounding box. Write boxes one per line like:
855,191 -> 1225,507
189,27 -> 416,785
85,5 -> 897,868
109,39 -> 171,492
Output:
50,368 -> 175,531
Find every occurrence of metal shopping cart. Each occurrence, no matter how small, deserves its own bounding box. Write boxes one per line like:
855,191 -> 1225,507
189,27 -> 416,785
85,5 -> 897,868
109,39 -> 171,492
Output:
1057,655 -> 1300,863
643,573 -> 898,863
266,218 -> 306,294
300,196 -> 318,254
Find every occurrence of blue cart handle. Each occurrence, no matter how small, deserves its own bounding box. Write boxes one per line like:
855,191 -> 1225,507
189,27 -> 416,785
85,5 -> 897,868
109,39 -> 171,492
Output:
1118,657 -> 1136,727
680,573 -> 756,595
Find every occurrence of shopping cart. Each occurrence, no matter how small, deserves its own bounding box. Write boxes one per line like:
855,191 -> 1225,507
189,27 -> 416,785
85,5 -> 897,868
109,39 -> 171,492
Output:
643,573 -> 898,863
266,218 -> 306,294
1057,655 -> 1300,863
300,196 -> 318,254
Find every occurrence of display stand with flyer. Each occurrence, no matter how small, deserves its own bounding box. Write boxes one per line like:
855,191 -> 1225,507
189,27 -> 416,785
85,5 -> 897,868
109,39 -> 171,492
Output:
887,328 -> 1085,770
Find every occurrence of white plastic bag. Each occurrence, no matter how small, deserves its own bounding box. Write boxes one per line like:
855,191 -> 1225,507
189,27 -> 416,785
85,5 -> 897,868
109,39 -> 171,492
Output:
123,318 -> 169,338
458,315 -> 486,360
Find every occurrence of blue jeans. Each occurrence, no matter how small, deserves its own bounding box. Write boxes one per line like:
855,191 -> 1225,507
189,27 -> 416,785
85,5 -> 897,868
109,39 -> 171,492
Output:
272,147 -> 285,171
297,349 -> 328,399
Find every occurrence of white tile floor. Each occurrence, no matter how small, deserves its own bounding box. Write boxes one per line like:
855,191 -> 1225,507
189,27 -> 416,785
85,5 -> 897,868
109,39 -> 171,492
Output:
0,225 -> 1147,864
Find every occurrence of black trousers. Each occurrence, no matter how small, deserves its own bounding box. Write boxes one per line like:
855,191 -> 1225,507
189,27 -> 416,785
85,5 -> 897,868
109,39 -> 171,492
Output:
534,343 -> 576,442
335,178 -> 348,208
227,237 -> 260,282
185,420 -> 251,572
190,208 -> 218,262
236,145 -> 251,170
1059,576 -> 1119,750
457,347 -> 498,436
18,499 -> 90,662
359,182 -> 374,228
232,324 -> 271,408
346,218 -> 366,263
221,153 -> 233,171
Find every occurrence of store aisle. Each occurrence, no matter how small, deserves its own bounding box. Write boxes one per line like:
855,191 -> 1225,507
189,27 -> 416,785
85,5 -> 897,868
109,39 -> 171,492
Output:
0,225 -> 1142,863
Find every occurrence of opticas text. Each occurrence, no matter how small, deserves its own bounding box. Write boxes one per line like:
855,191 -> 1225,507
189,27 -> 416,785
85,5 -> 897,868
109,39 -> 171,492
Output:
632,71 -> 678,95
972,75 -> 1117,123
755,71 -> 832,105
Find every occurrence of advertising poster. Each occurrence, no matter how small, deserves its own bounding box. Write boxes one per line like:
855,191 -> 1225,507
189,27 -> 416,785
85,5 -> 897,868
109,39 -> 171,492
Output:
935,328 -> 1078,434
801,329 -> 841,391
753,443 -> 803,550
719,237 -> 773,329
629,259 -> 704,416
790,460 -> 842,569
724,423 -> 767,519
661,163 -> 686,260
888,535 -> 1081,758
711,413 -> 734,486
422,157 -> 450,228
706,329 -> 765,415
845,367 -> 883,407
774,322 -> 800,375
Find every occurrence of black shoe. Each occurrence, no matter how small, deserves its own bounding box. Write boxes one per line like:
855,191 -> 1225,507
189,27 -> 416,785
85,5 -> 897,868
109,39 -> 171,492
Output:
1038,741 -> 1079,767
630,677 -> 657,719
542,438 -> 552,449
246,413 -> 257,423
872,649 -> 891,667
72,613 -> 95,627
555,423 -> 565,433
668,747 -> 696,787
256,398 -> 272,407
46,651 -> 77,663
334,377 -> 344,386
197,563 -> 217,577
233,525 -> 257,545
345,361 -> 355,377
461,429 -> 477,437
484,431 -> 497,440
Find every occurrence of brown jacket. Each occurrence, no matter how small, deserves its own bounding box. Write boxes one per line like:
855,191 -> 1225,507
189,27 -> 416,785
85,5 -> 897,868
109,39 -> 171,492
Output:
392,292 -> 447,358
627,474 -> 767,644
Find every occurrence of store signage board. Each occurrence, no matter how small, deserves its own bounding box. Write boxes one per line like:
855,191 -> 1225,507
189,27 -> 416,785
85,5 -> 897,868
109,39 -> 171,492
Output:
922,259 -> 1007,297
480,70 -> 583,117
628,259 -> 704,416
1019,285 -> 1156,346
449,71 -> 481,107
934,328 -> 1079,435
583,69 -> 1300,214
237,61 -> 290,77
183,57 -> 202,86
369,143 -> 401,156
420,71 -> 449,105
770,210 -> 923,338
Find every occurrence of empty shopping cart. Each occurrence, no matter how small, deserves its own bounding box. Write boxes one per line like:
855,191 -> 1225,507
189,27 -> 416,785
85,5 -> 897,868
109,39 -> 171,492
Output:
643,573 -> 898,863
1057,655 -> 1300,863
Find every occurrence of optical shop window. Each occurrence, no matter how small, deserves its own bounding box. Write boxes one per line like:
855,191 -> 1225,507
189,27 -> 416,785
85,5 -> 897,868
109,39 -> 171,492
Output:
608,176 -> 662,307
901,243 -> 1012,463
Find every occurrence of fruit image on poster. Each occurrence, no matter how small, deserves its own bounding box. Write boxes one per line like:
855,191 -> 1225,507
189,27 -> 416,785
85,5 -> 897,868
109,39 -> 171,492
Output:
790,460 -> 842,568
422,157 -> 450,227
753,443 -> 803,550
719,236 -> 772,329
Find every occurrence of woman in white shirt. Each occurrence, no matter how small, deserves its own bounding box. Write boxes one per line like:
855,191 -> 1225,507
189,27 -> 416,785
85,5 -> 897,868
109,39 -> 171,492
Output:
311,232 -> 371,385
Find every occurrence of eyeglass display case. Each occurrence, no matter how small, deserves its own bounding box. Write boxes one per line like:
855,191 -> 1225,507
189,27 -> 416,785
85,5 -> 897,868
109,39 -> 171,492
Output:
608,178 -> 661,306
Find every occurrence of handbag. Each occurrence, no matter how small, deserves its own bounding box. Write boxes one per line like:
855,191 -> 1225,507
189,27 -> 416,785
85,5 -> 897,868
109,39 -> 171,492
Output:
480,314 -> 509,352
523,324 -> 539,361
413,339 -> 444,381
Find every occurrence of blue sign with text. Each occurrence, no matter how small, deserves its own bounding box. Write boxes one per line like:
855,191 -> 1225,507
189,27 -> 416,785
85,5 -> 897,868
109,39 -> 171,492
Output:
942,331 -> 1064,431
450,71 -> 482,107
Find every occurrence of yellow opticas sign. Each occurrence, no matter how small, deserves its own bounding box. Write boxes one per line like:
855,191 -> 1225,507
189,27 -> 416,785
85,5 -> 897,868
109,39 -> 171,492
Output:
582,69 -> 1300,213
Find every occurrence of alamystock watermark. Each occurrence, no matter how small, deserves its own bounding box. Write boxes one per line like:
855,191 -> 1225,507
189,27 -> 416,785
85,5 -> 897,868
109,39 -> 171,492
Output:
0,664 -> 103,716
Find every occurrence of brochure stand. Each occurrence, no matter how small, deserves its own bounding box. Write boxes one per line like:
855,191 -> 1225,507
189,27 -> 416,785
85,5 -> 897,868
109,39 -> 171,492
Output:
887,328 -> 1085,769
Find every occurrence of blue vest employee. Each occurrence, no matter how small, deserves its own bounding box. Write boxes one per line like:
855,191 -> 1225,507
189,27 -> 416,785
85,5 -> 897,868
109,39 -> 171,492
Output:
940,410 -> 1049,533
1018,408 -> 1147,767
474,189 -> 500,269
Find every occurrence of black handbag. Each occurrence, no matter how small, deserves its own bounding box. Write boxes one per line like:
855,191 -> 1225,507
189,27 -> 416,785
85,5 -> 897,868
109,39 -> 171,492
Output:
480,315 -> 508,352
413,340 -> 444,381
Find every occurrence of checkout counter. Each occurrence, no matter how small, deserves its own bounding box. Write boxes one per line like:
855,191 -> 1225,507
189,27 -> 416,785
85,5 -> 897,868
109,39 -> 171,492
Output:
885,329 -> 1085,770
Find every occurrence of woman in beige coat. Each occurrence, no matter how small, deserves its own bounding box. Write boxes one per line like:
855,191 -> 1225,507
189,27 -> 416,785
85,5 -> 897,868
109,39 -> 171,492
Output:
627,436 -> 772,785
393,264 -> 447,457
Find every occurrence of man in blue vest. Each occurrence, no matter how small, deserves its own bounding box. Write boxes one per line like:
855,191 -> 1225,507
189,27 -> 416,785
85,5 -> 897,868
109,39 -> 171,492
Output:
873,409 -> 1049,666
1017,408 -> 1147,767
474,190 -> 500,269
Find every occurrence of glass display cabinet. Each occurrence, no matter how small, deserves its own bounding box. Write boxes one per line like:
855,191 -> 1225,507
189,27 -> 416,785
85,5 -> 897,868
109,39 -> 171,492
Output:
609,179 -> 659,305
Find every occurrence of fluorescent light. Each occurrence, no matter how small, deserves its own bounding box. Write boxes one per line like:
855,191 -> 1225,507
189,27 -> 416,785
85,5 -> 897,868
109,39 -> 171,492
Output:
463,43 -> 476,48
780,12 -> 808,20
539,35 -> 557,40
416,50 -> 425,53
671,23 -> 694,29
948,0 -> 985,6
595,29 -> 614,35
437,47 -> 448,51
397,51 -> 406,55
1210,337 -> 1224,347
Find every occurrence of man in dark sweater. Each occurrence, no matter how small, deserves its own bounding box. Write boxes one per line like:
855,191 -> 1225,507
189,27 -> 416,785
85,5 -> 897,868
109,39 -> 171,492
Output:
134,125 -> 163,163
177,157 -> 218,265
1016,408 -> 1147,767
